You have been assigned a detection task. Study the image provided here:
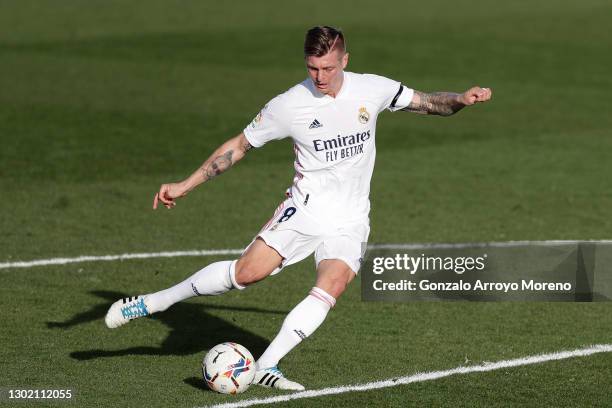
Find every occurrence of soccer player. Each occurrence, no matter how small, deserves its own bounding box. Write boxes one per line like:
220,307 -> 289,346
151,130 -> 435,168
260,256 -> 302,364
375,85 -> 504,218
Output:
105,26 -> 492,390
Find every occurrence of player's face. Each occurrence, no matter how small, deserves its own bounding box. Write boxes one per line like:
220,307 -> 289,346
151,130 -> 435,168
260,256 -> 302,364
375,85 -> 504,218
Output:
306,49 -> 349,97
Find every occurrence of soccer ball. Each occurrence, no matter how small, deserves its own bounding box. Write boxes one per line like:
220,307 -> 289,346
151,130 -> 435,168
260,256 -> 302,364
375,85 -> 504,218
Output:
202,342 -> 256,394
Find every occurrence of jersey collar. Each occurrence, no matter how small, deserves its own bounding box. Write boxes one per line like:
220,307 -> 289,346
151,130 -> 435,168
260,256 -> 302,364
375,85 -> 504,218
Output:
310,71 -> 349,101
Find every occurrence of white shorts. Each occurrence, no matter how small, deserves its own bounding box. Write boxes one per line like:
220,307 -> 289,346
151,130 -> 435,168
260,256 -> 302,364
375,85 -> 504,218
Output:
247,196 -> 369,275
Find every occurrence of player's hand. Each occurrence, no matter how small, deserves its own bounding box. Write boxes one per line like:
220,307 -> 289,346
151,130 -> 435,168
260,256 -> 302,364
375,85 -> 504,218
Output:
153,182 -> 188,209
460,87 -> 492,106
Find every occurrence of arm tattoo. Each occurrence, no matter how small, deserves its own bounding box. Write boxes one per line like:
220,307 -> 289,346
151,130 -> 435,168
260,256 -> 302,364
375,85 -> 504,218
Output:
402,91 -> 465,116
202,150 -> 233,181
241,140 -> 252,154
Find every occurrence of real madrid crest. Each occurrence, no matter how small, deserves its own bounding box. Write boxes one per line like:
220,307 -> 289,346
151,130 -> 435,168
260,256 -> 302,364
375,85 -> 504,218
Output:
358,107 -> 370,124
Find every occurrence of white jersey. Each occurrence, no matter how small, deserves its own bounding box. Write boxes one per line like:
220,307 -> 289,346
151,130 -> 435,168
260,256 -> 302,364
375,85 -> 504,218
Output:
243,71 -> 414,230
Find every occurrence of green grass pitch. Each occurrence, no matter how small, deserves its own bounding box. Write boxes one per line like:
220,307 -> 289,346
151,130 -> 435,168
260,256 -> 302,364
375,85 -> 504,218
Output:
1,0 -> 612,406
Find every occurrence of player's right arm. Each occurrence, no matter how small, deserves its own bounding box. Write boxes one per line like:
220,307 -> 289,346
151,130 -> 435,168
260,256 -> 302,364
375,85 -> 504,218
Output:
153,133 -> 252,209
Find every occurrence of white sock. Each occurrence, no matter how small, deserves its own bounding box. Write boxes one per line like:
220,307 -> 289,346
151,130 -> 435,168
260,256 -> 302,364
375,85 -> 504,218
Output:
145,260 -> 244,313
256,287 -> 336,370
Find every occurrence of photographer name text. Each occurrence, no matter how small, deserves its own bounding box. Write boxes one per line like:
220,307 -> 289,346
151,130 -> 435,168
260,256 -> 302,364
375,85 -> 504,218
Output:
372,279 -> 572,292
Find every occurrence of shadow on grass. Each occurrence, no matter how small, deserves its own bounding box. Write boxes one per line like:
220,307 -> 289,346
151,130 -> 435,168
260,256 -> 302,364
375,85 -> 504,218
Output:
183,376 -> 214,393
47,290 -> 286,361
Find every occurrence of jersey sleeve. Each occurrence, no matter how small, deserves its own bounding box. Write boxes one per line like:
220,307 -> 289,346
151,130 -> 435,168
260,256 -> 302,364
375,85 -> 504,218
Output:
363,74 -> 415,113
243,95 -> 292,148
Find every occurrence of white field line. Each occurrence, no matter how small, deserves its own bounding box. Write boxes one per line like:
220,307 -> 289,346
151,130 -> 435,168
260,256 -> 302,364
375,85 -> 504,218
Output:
0,249 -> 243,269
369,240 -> 612,250
201,344 -> 612,408
2,240 -> 612,270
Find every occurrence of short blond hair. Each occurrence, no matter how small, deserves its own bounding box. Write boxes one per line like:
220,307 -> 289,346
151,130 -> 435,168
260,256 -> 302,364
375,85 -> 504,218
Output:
304,26 -> 346,57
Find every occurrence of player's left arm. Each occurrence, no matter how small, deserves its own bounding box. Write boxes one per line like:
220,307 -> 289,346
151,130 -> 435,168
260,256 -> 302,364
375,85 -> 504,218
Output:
402,87 -> 492,116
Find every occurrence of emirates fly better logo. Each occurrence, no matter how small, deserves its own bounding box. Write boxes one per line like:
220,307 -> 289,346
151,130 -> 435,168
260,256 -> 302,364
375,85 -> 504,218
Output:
313,130 -> 370,163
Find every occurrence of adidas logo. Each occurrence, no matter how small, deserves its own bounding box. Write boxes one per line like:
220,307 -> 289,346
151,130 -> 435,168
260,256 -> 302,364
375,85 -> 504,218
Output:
309,119 -> 323,129
293,329 -> 307,340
